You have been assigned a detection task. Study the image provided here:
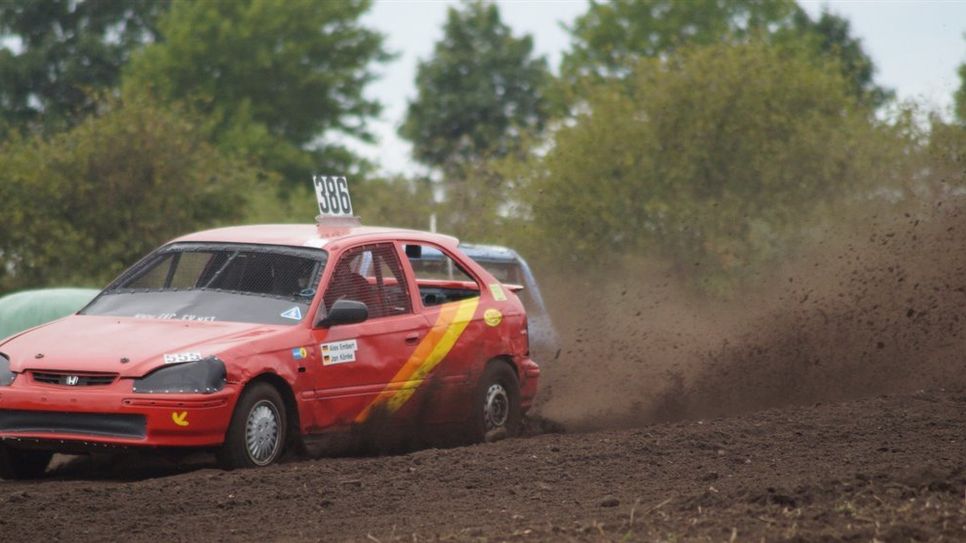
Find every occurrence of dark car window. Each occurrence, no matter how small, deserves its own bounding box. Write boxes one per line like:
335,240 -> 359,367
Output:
82,243 -> 327,325
404,244 -> 481,307
472,260 -> 535,308
322,243 -> 412,319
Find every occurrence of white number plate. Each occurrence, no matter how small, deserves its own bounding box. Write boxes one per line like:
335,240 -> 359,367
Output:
163,352 -> 203,364
313,175 -> 354,217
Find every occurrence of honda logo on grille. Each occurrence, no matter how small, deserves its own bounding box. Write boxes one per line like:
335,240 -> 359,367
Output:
64,375 -> 80,386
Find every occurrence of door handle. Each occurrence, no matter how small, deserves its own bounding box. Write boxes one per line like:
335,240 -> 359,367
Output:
405,333 -> 421,345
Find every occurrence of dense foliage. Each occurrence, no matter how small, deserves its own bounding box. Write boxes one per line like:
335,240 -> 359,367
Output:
124,0 -> 389,182
0,0 -> 164,134
957,61 -> 966,123
0,0 -> 962,297
562,0 -> 798,80
0,95 -> 257,291
523,42 -> 899,290
561,0 -> 887,108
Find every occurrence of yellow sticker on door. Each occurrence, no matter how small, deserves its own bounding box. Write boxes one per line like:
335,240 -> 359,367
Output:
484,308 -> 503,327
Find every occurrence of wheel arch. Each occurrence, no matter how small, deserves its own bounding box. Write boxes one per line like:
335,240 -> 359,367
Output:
240,372 -> 302,447
484,354 -> 519,381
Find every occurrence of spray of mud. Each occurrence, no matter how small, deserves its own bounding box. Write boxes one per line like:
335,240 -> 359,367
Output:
534,199 -> 966,431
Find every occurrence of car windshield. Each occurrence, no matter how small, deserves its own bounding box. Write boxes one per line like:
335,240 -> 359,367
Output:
81,243 -> 327,325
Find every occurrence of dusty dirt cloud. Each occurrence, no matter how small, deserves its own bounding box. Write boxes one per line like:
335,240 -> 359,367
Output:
533,198 -> 966,430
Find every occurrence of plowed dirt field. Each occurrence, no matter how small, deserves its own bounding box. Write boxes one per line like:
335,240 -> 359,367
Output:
2,388 -> 964,542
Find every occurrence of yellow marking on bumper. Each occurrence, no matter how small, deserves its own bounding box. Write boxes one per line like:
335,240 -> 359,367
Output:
171,411 -> 189,427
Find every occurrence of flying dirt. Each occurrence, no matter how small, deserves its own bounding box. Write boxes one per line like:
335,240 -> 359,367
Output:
536,198 -> 966,430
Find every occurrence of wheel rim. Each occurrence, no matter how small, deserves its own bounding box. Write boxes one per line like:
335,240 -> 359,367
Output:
483,383 -> 509,430
245,400 -> 281,465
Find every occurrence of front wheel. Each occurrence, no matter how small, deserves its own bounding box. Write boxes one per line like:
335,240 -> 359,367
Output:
0,445 -> 52,480
469,362 -> 522,443
218,383 -> 287,469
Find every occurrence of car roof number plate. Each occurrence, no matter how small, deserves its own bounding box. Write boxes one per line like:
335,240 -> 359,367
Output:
313,175 -> 354,217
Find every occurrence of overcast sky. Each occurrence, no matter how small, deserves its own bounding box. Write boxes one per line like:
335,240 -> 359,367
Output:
355,0 -> 966,176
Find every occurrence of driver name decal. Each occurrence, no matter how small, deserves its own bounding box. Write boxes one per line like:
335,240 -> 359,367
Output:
321,340 -> 357,365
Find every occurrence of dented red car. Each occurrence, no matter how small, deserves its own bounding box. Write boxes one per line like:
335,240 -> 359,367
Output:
0,218 -> 539,478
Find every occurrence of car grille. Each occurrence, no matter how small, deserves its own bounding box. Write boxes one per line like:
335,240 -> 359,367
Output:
0,410 -> 146,439
31,371 -> 118,386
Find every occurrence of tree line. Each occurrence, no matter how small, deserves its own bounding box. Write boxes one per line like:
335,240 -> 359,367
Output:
0,0 -> 963,294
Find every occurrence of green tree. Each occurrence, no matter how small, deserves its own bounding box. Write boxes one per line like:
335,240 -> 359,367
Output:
786,9 -> 892,108
956,60 -> 966,123
0,0 -> 164,134
561,1 -> 887,109
924,117 -> 966,189
399,1 -> 550,174
525,42 -> 892,291
561,0 -> 798,81
0,94 -> 259,291
123,0 -> 388,183
353,176 -> 436,230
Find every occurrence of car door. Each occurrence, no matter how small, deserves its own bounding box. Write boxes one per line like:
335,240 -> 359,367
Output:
309,242 -> 428,429
398,242 -> 488,424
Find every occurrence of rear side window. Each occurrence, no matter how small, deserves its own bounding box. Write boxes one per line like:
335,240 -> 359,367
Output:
475,260 -> 535,308
404,244 -> 480,306
323,244 -> 412,319
475,261 -> 523,284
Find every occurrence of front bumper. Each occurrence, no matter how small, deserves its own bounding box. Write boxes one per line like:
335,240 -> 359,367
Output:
0,380 -> 238,448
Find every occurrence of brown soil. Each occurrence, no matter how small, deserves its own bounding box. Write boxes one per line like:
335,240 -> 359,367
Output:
1,388 -> 964,542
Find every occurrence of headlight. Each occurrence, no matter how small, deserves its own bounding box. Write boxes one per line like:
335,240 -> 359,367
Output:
132,357 -> 226,394
0,354 -> 15,386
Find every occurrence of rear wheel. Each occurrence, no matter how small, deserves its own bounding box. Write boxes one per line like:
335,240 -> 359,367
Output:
0,445 -> 52,480
218,383 -> 287,469
469,362 -> 521,443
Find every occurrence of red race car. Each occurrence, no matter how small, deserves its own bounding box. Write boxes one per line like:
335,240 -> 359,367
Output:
0,177 -> 539,478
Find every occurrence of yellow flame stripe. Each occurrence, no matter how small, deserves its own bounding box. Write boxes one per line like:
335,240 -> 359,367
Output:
355,297 -> 480,422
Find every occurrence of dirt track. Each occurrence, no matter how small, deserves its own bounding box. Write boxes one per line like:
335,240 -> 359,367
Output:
2,387 -> 964,542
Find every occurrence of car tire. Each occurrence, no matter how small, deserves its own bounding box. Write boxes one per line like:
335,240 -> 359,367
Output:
0,445 -> 52,480
469,362 -> 522,443
217,382 -> 287,469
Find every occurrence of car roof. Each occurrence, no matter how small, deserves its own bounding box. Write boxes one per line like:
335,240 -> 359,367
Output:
172,223 -> 460,251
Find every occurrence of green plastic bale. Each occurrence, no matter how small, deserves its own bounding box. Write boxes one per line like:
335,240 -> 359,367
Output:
0,288 -> 100,340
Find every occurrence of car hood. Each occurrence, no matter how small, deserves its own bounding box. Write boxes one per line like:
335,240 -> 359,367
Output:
0,315 -> 283,377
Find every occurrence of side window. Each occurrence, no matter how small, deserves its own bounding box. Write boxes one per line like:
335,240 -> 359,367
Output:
404,244 -> 480,307
477,261 -> 523,284
323,244 -> 412,318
